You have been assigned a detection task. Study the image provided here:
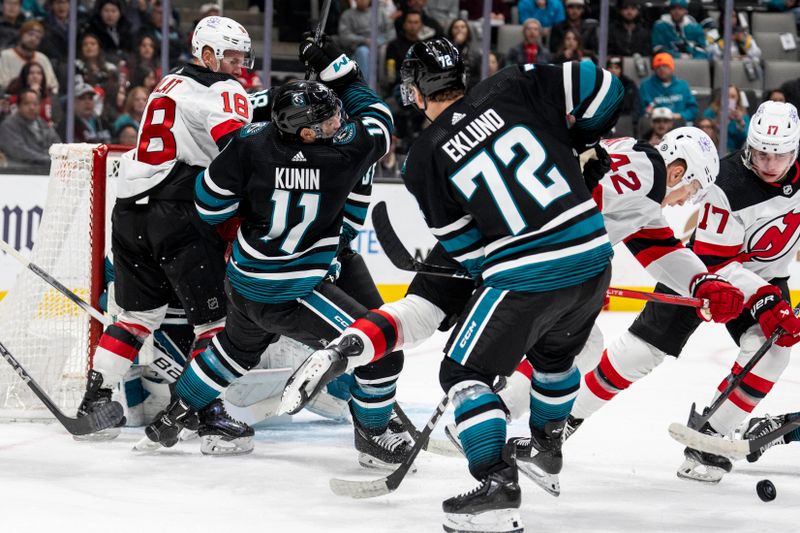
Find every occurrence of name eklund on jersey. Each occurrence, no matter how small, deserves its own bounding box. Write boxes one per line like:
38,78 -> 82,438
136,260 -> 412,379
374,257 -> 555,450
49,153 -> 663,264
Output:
275,167 -> 320,190
441,109 -> 506,163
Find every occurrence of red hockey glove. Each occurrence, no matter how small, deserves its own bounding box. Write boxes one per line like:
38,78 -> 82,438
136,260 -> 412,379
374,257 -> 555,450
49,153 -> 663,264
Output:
216,216 -> 242,243
690,273 -> 744,323
748,285 -> 800,347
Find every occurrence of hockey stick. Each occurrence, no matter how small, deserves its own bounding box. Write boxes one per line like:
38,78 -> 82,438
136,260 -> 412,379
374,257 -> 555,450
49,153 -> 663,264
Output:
392,402 -> 461,458
667,417 -> 800,460
305,0 -> 332,80
0,339 -> 124,435
330,394 -> 450,498
685,301 -> 800,431
372,202 -> 710,310
0,239 -> 184,384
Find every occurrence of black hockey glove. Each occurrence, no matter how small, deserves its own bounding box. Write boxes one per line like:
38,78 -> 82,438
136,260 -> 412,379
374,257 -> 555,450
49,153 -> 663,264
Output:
299,34 -> 360,89
580,145 -> 611,191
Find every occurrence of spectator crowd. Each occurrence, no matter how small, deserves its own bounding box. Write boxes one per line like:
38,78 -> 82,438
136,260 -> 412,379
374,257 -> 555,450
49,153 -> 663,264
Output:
0,0 -> 798,171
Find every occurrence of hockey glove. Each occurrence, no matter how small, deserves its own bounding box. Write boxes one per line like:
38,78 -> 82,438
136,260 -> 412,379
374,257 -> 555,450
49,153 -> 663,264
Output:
690,273 -> 744,323
748,284 -> 800,347
299,35 -> 359,88
580,145 -> 612,191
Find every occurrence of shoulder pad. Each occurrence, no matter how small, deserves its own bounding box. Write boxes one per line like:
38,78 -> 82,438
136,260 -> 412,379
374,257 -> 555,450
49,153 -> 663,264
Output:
239,122 -> 268,138
332,123 -> 357,145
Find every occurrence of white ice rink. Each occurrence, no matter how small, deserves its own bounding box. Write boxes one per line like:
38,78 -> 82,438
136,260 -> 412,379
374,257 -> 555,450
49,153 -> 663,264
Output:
1,312 -> 799,533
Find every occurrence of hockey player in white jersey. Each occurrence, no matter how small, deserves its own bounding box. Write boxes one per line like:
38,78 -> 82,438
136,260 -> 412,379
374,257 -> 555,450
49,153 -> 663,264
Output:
75,16 -> 255,450
572,101 -> 800,484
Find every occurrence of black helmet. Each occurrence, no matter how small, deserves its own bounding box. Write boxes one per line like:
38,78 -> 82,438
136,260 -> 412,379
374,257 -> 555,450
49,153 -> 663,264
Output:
271,80 -> 342,140
400,37 -> 466,106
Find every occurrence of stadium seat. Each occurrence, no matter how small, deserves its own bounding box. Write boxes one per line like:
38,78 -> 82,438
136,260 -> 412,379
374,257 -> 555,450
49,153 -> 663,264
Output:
751,12 -> 797,35
497,24 -> 523,58
712,60 -> 763,96
673,58 -> 712,97
764,61 -> 800,91
622,56 -> 650,85
753,32 -> 799,61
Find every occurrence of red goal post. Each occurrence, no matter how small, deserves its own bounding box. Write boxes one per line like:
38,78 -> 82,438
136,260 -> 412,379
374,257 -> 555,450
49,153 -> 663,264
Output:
0,143 -> 132,418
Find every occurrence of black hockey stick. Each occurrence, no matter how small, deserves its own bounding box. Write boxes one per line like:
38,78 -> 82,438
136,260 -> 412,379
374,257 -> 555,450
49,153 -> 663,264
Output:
305,0 -> 332,80
686,301 -> 800,431
330,394 -> 450,498
392,402 -> 460,457
668,417 -> 800,460
0,339 -> 124,435
371,202 -> 470,278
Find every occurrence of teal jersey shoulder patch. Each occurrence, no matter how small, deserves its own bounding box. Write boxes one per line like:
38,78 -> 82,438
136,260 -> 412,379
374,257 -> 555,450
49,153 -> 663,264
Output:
239,122 -> 268,137
332,123 -> 356,145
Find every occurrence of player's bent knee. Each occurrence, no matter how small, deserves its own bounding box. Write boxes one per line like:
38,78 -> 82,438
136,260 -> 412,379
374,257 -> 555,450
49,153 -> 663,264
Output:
607,331 -> 667,382
380,295 -> 446,349
439,356 -> 494,392
193,317 -> 225,337
117,304 -> 169,334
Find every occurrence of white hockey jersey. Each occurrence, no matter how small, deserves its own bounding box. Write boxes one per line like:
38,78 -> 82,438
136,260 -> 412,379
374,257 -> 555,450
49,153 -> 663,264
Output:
691,154 -> 800,301
117,63 -> 252,201
594,137 -> 709,296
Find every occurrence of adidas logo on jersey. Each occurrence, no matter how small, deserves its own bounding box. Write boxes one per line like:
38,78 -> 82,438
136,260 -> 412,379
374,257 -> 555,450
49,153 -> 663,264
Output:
292,151 -> 307,162
451,112 -> 466,125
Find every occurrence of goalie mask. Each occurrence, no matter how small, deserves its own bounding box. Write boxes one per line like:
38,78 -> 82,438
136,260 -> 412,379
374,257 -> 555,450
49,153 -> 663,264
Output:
400,37 -> 466,108
743,101 -> 800,182
192,16 -> 254,71
271,80 -> 347,142
658,126 -> 720,204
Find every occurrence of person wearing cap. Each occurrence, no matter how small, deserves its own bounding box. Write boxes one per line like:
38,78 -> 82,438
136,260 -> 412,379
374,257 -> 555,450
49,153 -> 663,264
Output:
0,20 -> 58,93
549,0 -> 598,54
652,0 -> 708,59
507,18 -> 552,66
638,52 -> 698,123
640,106 -> 674,146
517,0 -> 565,31
608,0 -> 651,57
57,82 -> 111,143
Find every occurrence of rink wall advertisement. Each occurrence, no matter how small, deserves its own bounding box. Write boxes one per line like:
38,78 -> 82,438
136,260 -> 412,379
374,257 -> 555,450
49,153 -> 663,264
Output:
3,175 -> 800,310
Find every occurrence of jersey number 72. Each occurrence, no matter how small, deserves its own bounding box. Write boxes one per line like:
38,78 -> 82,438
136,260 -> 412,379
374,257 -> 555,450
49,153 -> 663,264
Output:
450,126 -> 571,235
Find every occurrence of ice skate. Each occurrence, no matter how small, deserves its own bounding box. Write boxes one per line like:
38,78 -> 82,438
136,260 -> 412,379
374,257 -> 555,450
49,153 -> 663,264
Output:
442,465 -> 523,533
278,336 -> 361,415
743,414 -> 788,463
74,370 -> 126,442
503,420 -> 564,497
198,399 -> 255,456
135,397 -> 197,451
676,423 -> 733,484
353,408 -> 415,471
563,415 -> 583,442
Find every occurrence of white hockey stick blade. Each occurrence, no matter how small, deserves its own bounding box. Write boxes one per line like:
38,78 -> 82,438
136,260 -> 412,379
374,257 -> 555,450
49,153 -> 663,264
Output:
225,368 -> 293,407
423,437 -> 462,458
668,422 -> 748,459
132,435 -> 163,452
329,476 -> 392,499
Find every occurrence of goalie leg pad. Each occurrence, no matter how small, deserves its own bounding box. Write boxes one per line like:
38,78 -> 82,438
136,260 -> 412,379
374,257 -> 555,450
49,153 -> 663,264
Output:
572,332 -> 666,419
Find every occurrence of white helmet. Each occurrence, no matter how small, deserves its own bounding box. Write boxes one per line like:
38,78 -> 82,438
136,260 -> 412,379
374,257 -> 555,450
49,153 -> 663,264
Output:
192,16 -> 254,70
743,100 -> 800,169
658,126 -> 720,201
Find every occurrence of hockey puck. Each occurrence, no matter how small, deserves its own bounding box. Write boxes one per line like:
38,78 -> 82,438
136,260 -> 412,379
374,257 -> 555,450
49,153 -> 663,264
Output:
756,480 -> 776,502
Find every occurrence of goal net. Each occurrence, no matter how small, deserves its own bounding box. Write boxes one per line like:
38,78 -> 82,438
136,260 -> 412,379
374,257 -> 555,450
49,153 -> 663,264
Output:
0,144 -> 129,419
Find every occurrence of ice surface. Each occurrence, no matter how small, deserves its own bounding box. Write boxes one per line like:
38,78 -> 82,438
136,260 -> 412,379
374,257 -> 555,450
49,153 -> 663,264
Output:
1,313 -> 799,532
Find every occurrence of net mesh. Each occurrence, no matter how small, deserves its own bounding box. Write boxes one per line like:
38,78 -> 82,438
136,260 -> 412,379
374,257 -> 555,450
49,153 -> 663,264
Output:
0,144 -> 124,419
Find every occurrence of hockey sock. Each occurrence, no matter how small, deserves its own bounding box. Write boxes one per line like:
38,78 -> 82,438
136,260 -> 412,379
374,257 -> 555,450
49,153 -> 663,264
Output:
573,348 -> 638,419
451,381 -> 507,479
349,372 -> 399,431
707,362 -> 777,435
93,322 -> 150,387
175,336 -> 247,409
785,413 -> 800,443
189,325 -> 224,361
529,366 -> 580,431
343,310 -> 399,369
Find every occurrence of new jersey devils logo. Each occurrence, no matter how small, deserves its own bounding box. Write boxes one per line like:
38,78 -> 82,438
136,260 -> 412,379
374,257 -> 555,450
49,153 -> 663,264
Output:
747,211 -> 800,262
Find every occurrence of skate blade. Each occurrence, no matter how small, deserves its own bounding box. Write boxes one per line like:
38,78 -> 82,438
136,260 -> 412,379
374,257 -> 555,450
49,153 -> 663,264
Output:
132,435 -> 163,452
73,427 -> 121,442
517,462 -> 561,497
179,428 -> 198,441
443,508 -> 523,533
200,435 -> 254,456
358,452 -> 417,474
676,457 -> 725,484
